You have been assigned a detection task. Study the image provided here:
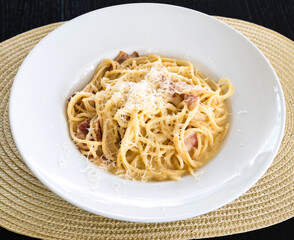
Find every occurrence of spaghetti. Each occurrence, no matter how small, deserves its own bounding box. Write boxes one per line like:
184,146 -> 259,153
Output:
67,51 -> 234,181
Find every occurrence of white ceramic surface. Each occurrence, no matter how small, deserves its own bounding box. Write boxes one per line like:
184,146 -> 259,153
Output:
9,3 -> 285,222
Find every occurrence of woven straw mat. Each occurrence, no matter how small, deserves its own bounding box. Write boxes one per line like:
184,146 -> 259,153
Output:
0,17 -> 293,239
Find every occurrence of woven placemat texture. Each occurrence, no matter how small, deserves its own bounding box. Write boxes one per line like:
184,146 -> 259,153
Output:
0,17 -> 293,239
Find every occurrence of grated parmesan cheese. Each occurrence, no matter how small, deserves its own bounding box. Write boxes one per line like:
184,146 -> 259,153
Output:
102,62 -> 207,118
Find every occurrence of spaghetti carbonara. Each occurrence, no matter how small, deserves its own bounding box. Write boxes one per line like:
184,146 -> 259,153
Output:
67,51 -> 233,181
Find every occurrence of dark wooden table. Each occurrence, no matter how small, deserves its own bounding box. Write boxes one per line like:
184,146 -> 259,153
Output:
0,0 -> 293,239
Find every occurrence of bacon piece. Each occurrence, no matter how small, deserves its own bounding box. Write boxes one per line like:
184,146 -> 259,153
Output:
114,51 -> 139,64
76,142 -> 88,150
88,100 -> 95,107
184,94 -> 199,110
94,120 -> 102,141
194,112 -> 206,121
184,133 -> 198,153
169,93 -> 184,107
77,118 -> 90,136
114,51 -> 131,64
75,132 -> 86,140
67,93 -> 76,103
130,51 -> 139,58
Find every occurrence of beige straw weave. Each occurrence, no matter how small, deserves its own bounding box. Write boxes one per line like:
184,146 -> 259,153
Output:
0,17 -> 293,239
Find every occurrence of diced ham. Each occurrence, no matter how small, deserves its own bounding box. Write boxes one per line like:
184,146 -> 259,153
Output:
77,118 -> 90,135
184,133 -> 198,152
184,94 -> 199,110
114,51 -> 139,64
94,120 -> 102,141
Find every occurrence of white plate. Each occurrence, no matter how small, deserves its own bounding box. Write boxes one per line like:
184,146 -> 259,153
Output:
9,3 -> 285,222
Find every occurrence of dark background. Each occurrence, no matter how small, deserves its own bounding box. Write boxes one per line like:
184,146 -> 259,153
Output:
0,0 -> 293,239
